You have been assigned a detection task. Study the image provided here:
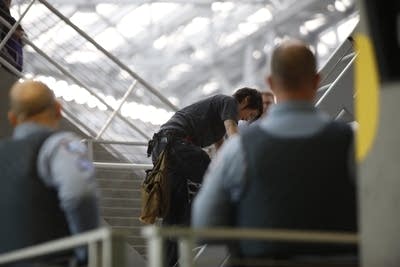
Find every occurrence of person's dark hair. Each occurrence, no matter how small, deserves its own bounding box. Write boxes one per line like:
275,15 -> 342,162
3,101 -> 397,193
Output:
233,87 -> 263,119
270,41 -> 317,90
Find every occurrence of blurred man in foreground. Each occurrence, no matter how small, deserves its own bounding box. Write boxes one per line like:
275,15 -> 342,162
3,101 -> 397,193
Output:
192,40 -> 357,266
0,80 -> 100,266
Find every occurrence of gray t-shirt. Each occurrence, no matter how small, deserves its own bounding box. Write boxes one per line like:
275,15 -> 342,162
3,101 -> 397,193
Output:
161,94 -> 238,147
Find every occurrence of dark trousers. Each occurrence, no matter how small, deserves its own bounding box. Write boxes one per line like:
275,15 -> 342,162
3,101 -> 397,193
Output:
151,136 -> 211,267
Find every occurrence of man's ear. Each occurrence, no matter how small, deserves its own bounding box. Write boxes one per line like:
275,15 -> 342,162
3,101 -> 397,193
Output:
267,76 -> 275,92
54,101 -> 62,119
8,111 -> 17,127
313,73 -> 321,92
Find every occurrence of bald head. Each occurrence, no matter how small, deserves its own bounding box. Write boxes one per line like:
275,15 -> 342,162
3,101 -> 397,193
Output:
270,40 -> 318,91
8,80 -> 61,127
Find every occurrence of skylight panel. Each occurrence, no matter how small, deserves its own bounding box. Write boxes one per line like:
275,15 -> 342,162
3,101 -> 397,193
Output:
95,3 -> 119,16
247,7 -> 272,23
150,3 -> 179,23
70,12 -> 99,28
183,17 -> 210,36
94,27 -> 124,51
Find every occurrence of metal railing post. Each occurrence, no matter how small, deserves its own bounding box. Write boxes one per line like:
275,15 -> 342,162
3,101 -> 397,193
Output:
86,139 -> 94,162
0,0 -> 35,51
179,236 -> 195,267
88,242 -> 99,267
144,227 -> 165,267
95,80 -> 138,140
101,232 -> 112,267
110,231 -> 127,267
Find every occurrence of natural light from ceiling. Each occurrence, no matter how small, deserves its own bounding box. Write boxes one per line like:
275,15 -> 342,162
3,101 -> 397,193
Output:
33,75 -> 173,125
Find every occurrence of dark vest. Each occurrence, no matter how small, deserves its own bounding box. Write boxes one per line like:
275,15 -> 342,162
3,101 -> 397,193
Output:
0,131 -> 71,254
237,121 -> 357,258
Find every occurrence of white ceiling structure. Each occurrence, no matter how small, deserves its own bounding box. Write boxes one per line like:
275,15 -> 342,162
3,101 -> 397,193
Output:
9,0 -> 358,162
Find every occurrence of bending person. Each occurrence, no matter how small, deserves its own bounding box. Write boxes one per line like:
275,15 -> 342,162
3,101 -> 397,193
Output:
148,87 -> 262,267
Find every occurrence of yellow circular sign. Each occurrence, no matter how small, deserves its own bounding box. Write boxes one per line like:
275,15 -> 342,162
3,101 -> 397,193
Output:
354,34 -> 380,162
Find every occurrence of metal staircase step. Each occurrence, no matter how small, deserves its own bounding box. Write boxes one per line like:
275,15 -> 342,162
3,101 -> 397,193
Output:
95,169 -> 140,179
101,197 -> 141,207
100,188 -> 140,198
101,207 -> 141,217
97,178 -> 141,188
127,236 -> 146,246
103,216 -> 144,227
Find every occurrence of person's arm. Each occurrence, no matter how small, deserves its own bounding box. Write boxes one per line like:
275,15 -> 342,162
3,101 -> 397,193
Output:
212,119 -> 238,151
214,137 -> 224,151
38,132 -> 100,261
224,119 -> 238,137
192,136 -> 246,228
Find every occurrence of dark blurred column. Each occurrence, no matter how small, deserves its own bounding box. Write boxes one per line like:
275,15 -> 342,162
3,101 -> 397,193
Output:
357,0 -> 400,266
0,66 -> 17,138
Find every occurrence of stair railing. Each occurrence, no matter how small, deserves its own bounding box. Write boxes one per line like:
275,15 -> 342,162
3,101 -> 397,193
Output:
142,226 -> 358,267
0,227 -> 126,267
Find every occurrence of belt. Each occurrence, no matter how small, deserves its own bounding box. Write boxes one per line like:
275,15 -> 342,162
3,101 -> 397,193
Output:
159,129 -> 187,139
147,129 -> 192,157
159,129 -> 194,144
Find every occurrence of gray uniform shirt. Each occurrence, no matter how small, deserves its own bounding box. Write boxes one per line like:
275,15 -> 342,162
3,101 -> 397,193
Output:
192,101 -> 354,227
13,123 -> 100,240
161,94 -> 239,147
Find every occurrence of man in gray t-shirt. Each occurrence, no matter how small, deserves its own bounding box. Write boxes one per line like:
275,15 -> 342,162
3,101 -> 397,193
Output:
149,88 -> 262,267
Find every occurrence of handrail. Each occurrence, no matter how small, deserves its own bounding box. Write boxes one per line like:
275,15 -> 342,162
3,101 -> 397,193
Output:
142,226 -> 358,267
316,53 -> 357,107
93,162 -> 152,170
84,138 -> 152,169
0,54 -> 21,77
318,34 -> 356,85
142,226 -> 358,244
84,139 -> 148,146
0,227 -> 125,267
37,0 -> 178,112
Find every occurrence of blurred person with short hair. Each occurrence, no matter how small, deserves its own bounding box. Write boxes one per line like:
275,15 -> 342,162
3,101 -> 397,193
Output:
193,40 -> 357,267
0,80 -> 100,266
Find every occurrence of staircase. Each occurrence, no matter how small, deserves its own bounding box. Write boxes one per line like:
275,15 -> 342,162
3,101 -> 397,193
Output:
87,142 -> 148,258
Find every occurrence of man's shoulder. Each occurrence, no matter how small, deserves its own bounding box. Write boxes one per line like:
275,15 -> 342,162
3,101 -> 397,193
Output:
45,131 -> 81,143
40,131 -> 85,156
211,94 -> 234,102
324,120 -> 353,135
